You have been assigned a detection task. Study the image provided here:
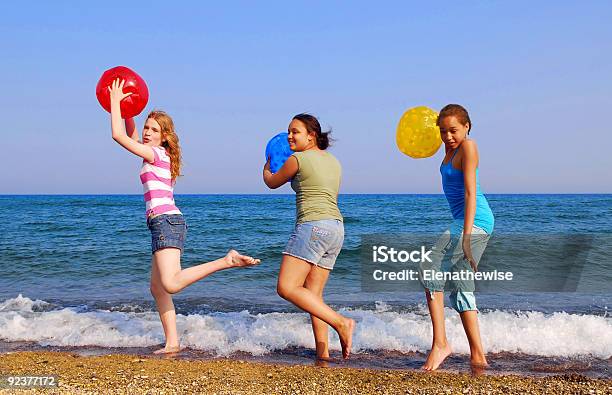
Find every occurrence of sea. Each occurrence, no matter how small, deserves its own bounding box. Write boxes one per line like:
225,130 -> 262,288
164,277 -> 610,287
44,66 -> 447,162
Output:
1,194 -> 610,378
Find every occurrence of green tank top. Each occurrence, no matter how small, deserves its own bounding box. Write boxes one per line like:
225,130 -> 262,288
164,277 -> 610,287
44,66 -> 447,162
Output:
290,150 -> 343,224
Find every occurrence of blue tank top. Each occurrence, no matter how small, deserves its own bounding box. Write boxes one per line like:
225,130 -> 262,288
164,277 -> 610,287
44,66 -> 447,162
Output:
441,147 -> 494,234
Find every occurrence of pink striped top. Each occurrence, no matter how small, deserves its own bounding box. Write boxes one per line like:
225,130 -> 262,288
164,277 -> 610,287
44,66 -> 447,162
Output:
140,146 -> 181,218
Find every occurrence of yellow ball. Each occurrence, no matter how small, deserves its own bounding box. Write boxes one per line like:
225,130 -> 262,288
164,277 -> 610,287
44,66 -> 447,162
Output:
396,106 -> 442,158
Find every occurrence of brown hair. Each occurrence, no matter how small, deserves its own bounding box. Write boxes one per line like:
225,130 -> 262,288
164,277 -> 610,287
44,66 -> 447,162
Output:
437,104 -> 472,134
292,113 -> 333,150
147,110 -> 182,181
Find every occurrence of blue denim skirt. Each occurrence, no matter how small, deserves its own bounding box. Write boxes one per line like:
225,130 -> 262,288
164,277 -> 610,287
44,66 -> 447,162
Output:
147,214 -> 187,254
283,219 -> 344,270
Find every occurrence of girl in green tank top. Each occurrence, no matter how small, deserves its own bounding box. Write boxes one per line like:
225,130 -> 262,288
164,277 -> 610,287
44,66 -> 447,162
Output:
263,113 -> 355,361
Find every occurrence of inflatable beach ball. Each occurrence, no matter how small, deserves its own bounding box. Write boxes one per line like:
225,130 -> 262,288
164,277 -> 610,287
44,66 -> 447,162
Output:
396,106 -> 442,158
96,66 -> 149,119
265,132 -> 294,173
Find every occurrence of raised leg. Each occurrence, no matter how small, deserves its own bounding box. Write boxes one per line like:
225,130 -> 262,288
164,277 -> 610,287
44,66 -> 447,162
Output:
150,248 -> 259,354
154,248 -> 259,294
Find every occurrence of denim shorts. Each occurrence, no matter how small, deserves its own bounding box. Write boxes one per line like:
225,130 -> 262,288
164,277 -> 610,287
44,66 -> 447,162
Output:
283,219 -> 344,270
419,222 -> 491,313
147,214 -> 187,254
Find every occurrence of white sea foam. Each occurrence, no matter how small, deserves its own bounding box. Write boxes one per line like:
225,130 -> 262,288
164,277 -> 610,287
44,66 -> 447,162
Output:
0,294 -> 49,312
0,295 -> 610,358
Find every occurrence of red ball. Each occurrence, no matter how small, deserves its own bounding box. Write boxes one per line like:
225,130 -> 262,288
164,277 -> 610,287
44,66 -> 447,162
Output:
96,66 -> 149,119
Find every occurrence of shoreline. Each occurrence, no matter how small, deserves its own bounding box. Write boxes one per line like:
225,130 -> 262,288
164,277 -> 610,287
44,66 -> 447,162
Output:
1,351 -> 609,394
1,342 -> 609,378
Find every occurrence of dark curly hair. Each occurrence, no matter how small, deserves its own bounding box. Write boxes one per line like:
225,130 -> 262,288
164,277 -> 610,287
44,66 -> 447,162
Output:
292,113 -> 333,149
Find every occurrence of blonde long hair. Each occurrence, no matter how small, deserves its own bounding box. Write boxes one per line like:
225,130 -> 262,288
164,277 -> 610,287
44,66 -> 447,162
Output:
147,110 -> 182,181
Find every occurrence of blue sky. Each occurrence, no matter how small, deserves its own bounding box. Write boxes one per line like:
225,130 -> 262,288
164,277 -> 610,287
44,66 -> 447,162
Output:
2,1 -> 611,194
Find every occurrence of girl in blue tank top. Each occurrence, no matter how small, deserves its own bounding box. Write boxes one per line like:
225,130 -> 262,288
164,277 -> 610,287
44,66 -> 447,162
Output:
420,104 -> 494,373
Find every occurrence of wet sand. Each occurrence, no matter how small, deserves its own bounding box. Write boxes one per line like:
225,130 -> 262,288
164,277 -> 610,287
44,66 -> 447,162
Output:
0,351 -> 610,394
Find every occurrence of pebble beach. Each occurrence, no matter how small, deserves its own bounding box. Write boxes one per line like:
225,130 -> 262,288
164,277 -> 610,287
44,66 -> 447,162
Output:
1,351 -> 610,394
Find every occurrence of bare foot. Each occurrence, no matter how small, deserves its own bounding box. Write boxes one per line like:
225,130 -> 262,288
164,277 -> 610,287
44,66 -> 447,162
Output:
316,355 -> 341,366
152,345 -> 181,355
315,358 -> 332,367
422,343 -> 452,371
315,341 -> 329,362
337,318 -> 355,360
470,354 -> 489,375
471,362 -> 489,376
224,249 -> 261,268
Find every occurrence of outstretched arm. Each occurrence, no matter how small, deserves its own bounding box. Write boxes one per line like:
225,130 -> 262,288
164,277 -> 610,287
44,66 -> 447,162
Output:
125,117 -> 139,142
109,79 -> 154,162
263,155 -> 299,189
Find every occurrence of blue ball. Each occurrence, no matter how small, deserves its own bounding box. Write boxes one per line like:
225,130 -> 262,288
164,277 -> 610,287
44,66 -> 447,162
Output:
265,132 -> 294,173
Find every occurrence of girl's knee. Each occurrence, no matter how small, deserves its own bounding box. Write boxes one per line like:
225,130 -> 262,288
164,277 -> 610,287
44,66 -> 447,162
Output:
276,281 -> 293,300
159,278 -> 181,295
304,281 -> 324,297
150,282 -> 167,297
